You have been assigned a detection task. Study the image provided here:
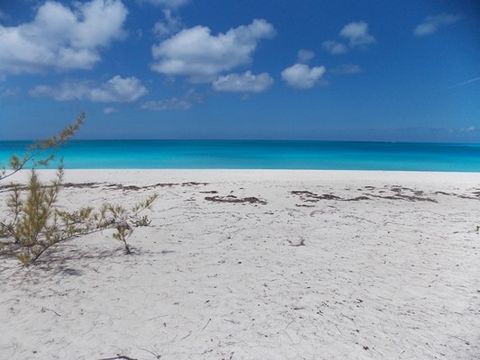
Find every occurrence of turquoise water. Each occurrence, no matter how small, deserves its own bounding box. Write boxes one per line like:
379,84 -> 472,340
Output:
0,140 -> 480,172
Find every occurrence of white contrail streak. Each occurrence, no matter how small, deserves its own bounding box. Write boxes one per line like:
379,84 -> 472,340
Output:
449,76 -> 480,89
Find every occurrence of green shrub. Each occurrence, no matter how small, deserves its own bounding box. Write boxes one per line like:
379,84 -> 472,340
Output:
0,113 -> 158,265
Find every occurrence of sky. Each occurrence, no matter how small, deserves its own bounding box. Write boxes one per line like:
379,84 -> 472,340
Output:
0,0 -> 479,142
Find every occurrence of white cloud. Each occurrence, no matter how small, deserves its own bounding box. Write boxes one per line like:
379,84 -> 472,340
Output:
323,21 -> 375,55
212,71 -> 273,93
297,49 -> 315,63
142,98 -> 191,110
151,19 -> 276,81
0,75 -> 20,98
104,106 -> 119,114
0,88 -> 18,98
340,21 -> 376,48
30,76 -> 147,102
153,9 -> 183,37
0,82 -> 18,98
460,125 -> 476,133
449,76 -> 480,89
141,0 -> 189,8
0,0 -> 127,74
414,14 -> 461,37
0,9 -> 8,21
330,64 -> 363,74
322,40 -> 348,55
281,64 -> 326,89
142,89 -> 202,111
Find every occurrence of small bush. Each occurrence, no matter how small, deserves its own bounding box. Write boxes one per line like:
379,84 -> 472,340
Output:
0,168 -> 158,265
0,167 -> 64,264
99,194 -> 158,254
0,113 -> 158,265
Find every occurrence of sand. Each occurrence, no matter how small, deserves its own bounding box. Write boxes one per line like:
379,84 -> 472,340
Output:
0,170 -> 479,360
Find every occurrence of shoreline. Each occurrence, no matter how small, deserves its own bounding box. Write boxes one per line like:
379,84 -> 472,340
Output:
7,169 -> 480,186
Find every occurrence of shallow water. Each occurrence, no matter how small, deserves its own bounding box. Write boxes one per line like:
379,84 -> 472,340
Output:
1,140 -> 479,171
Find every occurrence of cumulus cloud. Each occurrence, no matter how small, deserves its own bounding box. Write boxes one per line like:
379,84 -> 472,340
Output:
140,0 -> 189,8
414,14 -> 461,36
0,9 -> 8,21
322,21 -> 375,55
330,64 -> 363,75
151,19 -> 276,81
0,75 -> 21,98
142,89 -> 202,111
340,21 -> 376,48
322,40 -> 348,55
297,49 -> 315,63
212,71 -> 273,93
460,126 -> 476,132
104,106 -> 119,114
0,0 -> 127,74
142,98 -> 191,110
153,9 -> 183,37
30,76 -> 147,102
0,88 -> 18,98
281,64 -> 326,89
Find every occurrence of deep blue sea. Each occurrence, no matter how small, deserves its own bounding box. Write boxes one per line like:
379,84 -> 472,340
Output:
1,140 -> 480,172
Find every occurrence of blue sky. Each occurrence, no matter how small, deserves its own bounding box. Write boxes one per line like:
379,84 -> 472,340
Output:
0,0 -> 479,141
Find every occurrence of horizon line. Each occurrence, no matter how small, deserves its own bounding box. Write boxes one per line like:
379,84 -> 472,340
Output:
0,138 -> 479,145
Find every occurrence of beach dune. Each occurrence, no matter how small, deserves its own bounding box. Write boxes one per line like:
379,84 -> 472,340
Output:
0,170 -> 479,360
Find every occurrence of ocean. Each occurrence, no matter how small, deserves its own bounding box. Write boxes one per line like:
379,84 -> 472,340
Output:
0,140 -> 479,172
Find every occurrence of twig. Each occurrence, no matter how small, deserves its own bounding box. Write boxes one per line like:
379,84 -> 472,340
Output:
41,306 -> 62,317
138,347 -> 162,359
98,355 -> 137,360
181,330 -> 192,340
202,318 -> 212,331
0,113 -> 84,182
287,238 -> 305,247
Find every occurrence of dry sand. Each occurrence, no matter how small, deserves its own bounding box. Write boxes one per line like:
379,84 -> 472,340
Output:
0,170 -> 479,360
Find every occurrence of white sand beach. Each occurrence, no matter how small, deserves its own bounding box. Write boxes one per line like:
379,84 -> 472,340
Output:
1,170 -> 479,360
